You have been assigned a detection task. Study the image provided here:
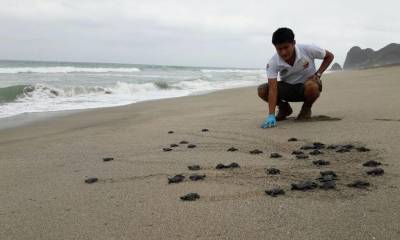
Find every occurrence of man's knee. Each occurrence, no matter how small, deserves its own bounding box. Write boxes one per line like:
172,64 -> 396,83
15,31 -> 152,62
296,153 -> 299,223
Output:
304,80 -> 320,99
257,84 -> 268,101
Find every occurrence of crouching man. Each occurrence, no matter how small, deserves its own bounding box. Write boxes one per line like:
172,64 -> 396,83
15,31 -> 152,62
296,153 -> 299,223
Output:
258,27 -> 334,128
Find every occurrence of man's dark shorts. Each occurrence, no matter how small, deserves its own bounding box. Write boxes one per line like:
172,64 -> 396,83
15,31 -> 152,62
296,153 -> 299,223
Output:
258,81 -> 305,102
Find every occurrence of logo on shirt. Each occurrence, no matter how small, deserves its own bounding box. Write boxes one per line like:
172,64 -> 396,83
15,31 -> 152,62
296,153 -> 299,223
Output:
303,60 -> 310,69
280,68 -> 288,75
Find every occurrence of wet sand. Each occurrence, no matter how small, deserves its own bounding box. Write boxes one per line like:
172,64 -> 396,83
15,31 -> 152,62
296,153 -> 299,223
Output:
0,66 -> 400,240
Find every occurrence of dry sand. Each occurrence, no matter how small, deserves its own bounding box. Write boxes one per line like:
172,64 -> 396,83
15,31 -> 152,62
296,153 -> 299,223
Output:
0,66 -> 400,240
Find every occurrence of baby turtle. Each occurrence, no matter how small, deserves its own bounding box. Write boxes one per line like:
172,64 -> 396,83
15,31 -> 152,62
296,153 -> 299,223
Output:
366,168 -> 384,176
249,149 -> 263,154
201,128 -> 209,132
168,175 -> 185,184
84,177 -> 98,184
341,144 -> 355,149
347,180 -> 370,189
300,145 -> 314,150
179,140 -> 189,144
291,181 -> 318,191
336,148 -> 350,153
163,147 -> 173,152
227,162 -> 240,168
188,165 -> 201,171
319,181 -> 336,190
296,154 -> 309,159
313,160 -> 330,166
363,160 -> 381,167
180,193 -> 200,201
266,168 -> 281,175
356,146 -> 370,152
189,174 -> 206,181
317,174 -> 336,182
265,188 -> 285,197
310,149 -> 324,155
327,144 -> 339,150
270,153 -> 282,158
168,131 -> 174,134
102,157 -> 114,162
320,170 -> 338,178
292,150 -> 304,155
187,144 -> 197,149
170,143 -> 179,148
312,142 -> 326,149
227,147 -> 238,152
216,163 -> 226,169
288,137 -> 298,142
215,162 -> 240,169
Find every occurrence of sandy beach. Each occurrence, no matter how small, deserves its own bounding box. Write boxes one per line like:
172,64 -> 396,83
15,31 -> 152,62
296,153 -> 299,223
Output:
1,66 -> 400,240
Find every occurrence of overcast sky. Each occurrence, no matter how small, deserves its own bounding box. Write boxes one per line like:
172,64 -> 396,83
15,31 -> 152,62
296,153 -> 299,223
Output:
0,0 -> 399,68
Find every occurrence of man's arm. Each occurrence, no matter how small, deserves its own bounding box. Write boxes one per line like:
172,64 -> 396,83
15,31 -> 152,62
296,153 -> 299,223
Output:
316,50 -> 334,75
261,78 -> 278,128
268,78 -> 278,114
262,59 -> 279,128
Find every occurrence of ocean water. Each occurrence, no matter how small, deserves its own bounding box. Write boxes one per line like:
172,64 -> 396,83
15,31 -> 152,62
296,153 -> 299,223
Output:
0,60 -> 265,119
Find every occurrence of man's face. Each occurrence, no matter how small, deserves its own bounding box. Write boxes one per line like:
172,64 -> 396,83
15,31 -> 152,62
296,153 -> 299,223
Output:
275,42 -> 296,62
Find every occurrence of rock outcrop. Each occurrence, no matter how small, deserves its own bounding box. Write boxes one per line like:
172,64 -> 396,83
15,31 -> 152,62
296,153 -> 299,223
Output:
343,43 -> 400,69
330,62 -> 342,71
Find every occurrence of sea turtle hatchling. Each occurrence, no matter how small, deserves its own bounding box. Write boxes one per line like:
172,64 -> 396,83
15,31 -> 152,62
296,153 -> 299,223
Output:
84,177 -> 98,184
310,149 -> 324,155
296,154 -> 309,159
189,174 -> 206,181
366,168 -> 384,176
180,193 -> 200,201
347,180 -> 370,189
292,150 -> 304,155
227,147 -> 238,152
363,160 -> 381,167
313,160 -> 330,166
215,162 -> 240,169
356,146 -> 370,152
249,149 -> 263,154
163,147 -> 173,152
320,171 -> 338,178
291,181 -> 318,191
188,165 -> 201,171
319,181 -> 336,190
265,188 -> 285,197
266,168 -> 281,175
270,153 -> 282,158
168,175 -> 185,184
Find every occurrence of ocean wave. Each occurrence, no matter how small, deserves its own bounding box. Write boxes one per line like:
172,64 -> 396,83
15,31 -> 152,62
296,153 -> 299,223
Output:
200,69 -> 263,73
0,85 -> 30,103
0,77 -> 260,119
0,66 -> 141,74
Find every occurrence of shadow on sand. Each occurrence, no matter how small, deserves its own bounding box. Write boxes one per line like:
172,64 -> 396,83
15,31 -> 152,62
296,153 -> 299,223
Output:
286,115 -> 342,122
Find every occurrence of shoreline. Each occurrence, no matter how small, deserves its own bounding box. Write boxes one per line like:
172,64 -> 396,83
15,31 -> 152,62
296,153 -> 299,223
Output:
0,84 -> 261,131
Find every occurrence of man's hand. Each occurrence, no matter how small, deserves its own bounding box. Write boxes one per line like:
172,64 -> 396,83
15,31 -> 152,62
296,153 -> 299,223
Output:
308,74 -> 320,82
261,114 -> 277,128
307,74 -> 322,92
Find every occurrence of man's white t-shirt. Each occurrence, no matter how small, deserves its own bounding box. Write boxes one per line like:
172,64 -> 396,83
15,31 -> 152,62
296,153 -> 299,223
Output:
266,44 -> 326,85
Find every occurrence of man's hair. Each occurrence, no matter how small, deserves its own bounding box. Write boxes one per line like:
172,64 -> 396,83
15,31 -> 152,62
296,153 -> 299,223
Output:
272,28 -> 295,45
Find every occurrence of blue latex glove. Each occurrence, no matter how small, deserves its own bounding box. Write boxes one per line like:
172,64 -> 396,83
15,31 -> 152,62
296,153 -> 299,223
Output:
261,114 -> 276,128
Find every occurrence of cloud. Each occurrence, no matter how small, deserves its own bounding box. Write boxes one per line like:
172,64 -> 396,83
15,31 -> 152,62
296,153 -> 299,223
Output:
0,0 -> 399,67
